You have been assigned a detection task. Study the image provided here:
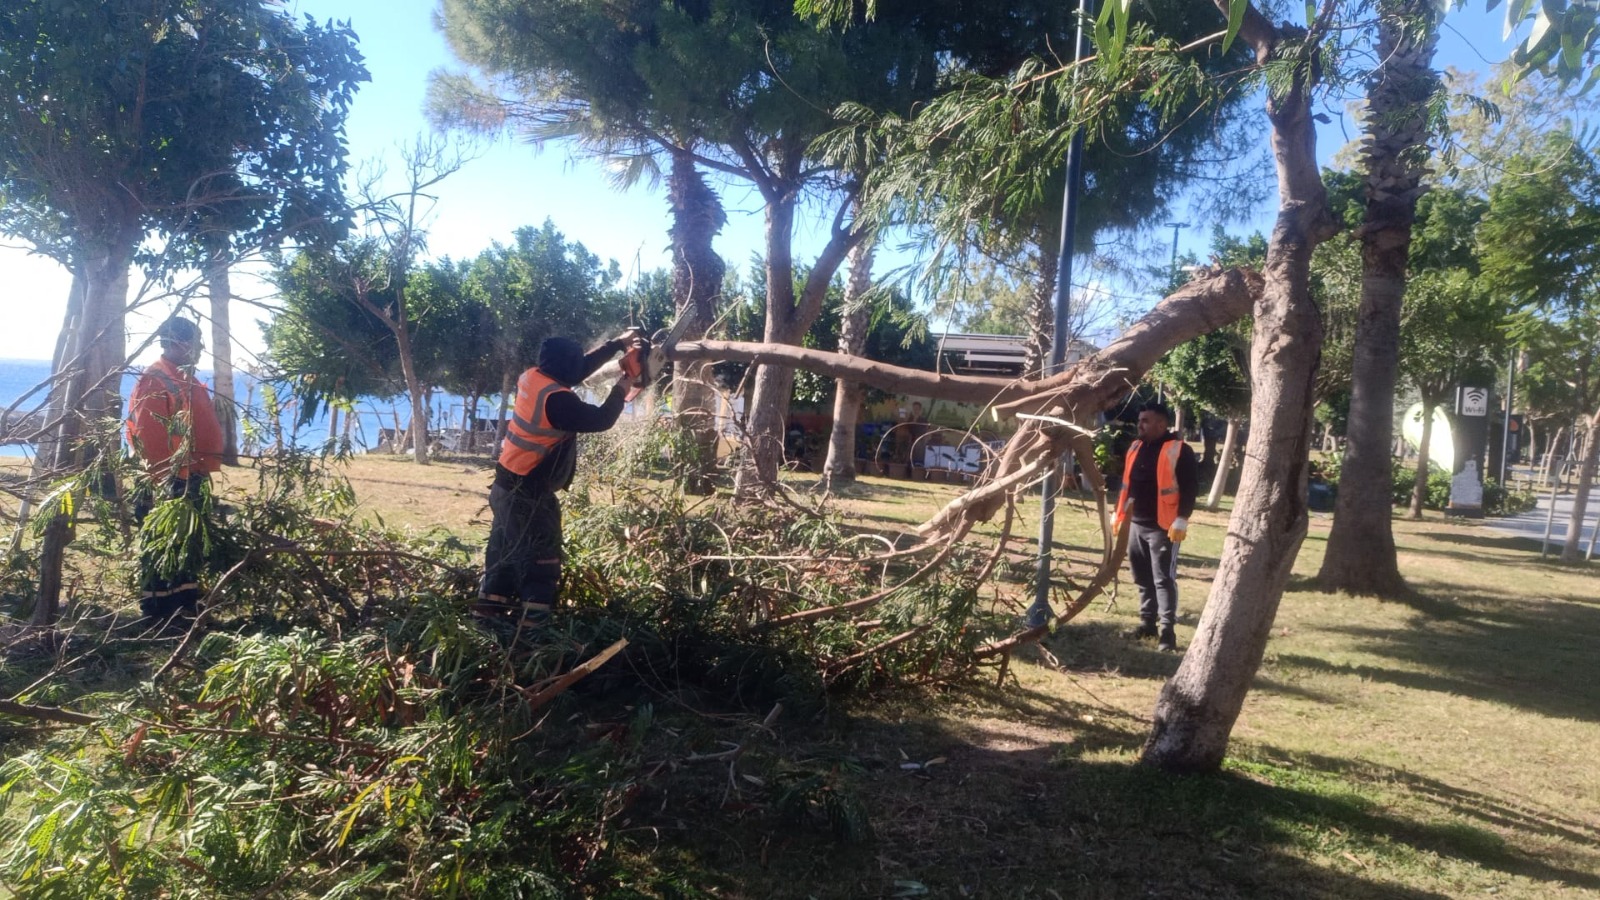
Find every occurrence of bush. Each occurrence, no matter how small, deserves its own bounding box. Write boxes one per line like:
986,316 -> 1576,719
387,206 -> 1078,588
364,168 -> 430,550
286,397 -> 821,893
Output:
1,428 -> 997,896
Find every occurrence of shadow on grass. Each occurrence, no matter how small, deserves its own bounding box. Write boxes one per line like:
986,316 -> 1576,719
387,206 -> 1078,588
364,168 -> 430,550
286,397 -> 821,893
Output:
674,693 -> 1598,899
1275,583 -> 1600,722
1256,746 -> 1600,854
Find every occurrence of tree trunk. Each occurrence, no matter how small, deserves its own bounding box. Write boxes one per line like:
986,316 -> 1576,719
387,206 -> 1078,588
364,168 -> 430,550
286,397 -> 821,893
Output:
394,302 -> 430,466
1024,249 -> 1058,379
1204,417 -> 1241,511
1141,9 -> 1338,773
668,149 -> 727,495
496,369 -> 514,447
206,254 -> 240,465
33,231 -> 137,626
1316,0 -> 1439,597
1561,407 -> 1600,562
736,192 -> 803,497
822,236 -> 877,490
1409,398 -> 1436,518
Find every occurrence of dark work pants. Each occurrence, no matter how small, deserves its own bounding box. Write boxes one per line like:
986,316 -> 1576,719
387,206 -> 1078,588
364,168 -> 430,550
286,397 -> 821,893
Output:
1129,521 -> 1178,627
480,482 -> 562,612
136,475 -> 207,619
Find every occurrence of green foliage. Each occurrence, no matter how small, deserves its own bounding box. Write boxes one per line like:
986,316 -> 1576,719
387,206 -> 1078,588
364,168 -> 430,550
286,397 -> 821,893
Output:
0,0 -> 367,264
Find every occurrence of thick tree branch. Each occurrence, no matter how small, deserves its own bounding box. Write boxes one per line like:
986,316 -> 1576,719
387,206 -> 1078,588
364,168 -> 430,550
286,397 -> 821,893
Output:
672,265 -> 1261,411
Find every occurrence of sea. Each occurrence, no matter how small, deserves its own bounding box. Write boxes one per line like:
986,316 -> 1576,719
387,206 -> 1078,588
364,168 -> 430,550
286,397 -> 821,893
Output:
0,357 -> 489,459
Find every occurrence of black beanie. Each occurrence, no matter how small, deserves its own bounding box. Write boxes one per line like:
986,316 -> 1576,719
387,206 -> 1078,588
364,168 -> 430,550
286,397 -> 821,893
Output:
158,316 -> 202,345
538,337 -> 585,386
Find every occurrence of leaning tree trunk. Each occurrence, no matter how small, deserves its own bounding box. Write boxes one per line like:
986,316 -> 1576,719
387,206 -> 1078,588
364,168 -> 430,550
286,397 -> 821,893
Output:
1204,417 -> 1241,511
1561,407 -> 1600,562
667,149 -> 728,495
1141,7 -> 1339,773
1317,0 -> 1440,597
206,253 -> 240,465
1024,249 -> 1058,379
1409,397 -> 1437,518
822,236 -> 877,490
34,231 -> 137,627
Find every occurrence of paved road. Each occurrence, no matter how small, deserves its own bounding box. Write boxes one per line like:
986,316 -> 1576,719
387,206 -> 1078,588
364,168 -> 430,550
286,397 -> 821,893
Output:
1486,487 -> 1599,554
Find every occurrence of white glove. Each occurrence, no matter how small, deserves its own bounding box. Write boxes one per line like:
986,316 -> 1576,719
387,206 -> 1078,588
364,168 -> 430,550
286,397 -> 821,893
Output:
1167,516 -> 1189,543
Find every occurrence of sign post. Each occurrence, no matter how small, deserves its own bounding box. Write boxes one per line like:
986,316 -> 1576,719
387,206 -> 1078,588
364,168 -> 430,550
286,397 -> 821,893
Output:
1447,386 -> 1489,518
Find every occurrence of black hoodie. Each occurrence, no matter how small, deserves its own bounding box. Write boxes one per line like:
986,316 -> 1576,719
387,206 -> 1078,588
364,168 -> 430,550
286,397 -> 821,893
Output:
496,337 -> 626,492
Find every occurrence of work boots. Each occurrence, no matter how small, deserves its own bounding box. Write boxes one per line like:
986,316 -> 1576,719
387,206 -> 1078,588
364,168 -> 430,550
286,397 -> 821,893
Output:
1158,624 -> 1178,652
1125,619 -> 1158,640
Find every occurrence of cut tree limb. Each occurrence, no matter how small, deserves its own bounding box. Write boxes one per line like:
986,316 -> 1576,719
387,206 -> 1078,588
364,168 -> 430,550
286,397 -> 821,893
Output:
671,266 -> 1261,412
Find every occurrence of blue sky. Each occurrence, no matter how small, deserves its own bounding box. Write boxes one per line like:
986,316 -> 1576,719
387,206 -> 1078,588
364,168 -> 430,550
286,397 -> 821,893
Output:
0,1 -> 1524,367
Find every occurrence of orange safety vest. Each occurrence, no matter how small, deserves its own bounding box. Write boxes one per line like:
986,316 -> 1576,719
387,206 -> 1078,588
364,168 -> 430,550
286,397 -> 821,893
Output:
498,367 -> 573,476
1114,438 -> 1183,530
127,357 -> 224,480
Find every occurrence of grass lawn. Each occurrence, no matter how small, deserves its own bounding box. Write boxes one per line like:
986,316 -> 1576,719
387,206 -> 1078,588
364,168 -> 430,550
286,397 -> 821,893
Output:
329,452 -> 1600,899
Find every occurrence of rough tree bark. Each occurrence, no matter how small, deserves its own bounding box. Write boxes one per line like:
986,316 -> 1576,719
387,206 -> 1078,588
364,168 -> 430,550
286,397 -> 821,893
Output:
822,235 -> 877,489
206,254 -> 240,466
1204,417 -> 1241,510
1561,407 -> 1600,562
1317,0 -> 1440,596
667,149 -> 727,495
1140,5 -> 1339,773
34,229 -> 138,627
1024,248 -> 1058,379
732,159 -> 863,499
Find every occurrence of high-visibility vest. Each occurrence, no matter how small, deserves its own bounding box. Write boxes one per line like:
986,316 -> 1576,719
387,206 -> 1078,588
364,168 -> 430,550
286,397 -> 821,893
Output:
1114,438 -> 1183,530
127,357 -> 224,479
498,367 -> 572,476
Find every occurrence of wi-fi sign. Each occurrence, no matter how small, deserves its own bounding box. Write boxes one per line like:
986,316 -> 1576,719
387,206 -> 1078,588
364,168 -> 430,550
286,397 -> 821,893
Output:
1458,386 -> 1489,417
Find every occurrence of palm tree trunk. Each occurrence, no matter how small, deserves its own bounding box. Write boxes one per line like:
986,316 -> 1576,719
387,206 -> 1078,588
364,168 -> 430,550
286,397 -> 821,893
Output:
1024,250 -> 1058,380
206,254 -> 240,465
667,149 -> 727,495
822,235 -> 877,489
1204,417 -> 1240,510
1142,7 -> 1339,772
1316,0 -> 1439,597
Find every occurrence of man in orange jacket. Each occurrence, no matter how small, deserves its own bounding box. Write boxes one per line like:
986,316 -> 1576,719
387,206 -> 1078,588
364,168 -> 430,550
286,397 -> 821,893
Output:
1113,403 -> 1198,652
477,332 -> 642,633
127,316 -> 224,622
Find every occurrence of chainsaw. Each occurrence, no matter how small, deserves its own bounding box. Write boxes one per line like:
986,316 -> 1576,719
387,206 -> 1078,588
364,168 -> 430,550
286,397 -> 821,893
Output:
609,311 -> 695,402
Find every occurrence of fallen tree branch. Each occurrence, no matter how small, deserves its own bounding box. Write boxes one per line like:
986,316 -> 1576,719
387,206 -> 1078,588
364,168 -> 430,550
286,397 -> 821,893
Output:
0,698 -> 97,726
522,638 -> 629,714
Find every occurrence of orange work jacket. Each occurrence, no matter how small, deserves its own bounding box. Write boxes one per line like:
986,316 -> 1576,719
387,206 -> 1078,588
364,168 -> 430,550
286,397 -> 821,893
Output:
1114,438 -> 1183,530
499,367 -> 573,476
127,357 -> 224,480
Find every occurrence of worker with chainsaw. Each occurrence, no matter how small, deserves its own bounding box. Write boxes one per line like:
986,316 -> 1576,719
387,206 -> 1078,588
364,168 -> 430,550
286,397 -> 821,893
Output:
476,330 -> 648,631
127,315 -> 224,624
1113,402 -> 1198,652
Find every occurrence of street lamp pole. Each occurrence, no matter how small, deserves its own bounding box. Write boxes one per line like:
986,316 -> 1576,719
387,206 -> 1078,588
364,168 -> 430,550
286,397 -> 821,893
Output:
1027,0 -> 1092,627
1166,221 -> 1189,285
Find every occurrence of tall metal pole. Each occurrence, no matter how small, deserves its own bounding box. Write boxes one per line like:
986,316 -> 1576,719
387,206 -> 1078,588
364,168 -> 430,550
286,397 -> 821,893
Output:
1027,0 -> 1093,626
1166,222 -> 1189,284
1499,351 -> 1514,487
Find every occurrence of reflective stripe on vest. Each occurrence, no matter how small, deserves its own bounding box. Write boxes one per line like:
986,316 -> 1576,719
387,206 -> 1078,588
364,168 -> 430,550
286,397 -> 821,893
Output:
1114,438 -> 1184,530
499,368 -> 573,475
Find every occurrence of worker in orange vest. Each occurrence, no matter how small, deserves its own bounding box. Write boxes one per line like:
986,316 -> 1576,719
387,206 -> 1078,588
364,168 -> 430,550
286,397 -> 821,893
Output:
1113,402 -> 1197,651
127,315 -> 225,623
476,331 -> 643,633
